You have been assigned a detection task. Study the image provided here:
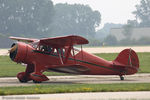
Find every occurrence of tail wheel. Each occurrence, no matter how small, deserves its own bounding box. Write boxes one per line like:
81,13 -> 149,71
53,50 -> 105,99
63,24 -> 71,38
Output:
33,80 -> 42,83
17,72 -> 28,83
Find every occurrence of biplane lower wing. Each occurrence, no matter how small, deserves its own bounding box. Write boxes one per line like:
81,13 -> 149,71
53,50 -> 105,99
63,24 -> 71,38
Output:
48,64 -> 90,74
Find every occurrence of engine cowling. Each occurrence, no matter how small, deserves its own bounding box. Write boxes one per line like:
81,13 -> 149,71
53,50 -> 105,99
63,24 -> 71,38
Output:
9,42 -> 28,63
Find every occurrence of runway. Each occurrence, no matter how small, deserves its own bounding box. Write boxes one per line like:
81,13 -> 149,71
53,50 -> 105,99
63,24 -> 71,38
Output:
0,74 -> 150,87
1,91 -> 150,100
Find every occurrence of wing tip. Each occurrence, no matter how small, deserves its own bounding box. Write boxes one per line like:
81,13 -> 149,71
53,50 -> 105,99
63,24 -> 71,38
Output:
9,36 -> 38,42
68,35 -> 89,45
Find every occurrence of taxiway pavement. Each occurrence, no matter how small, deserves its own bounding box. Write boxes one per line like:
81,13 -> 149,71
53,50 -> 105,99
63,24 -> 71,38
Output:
0,74 -> 150,87
1,91 -> 150,100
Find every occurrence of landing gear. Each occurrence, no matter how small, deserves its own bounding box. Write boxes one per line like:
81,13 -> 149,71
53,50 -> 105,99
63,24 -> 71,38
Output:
17,72 -> 28,83
33,80 -> 42,83
30,72 -> 49,83
119,75 -> 124,80
19,78 -> 28,83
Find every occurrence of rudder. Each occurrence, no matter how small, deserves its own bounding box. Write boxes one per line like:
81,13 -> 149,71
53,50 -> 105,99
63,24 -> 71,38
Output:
113,48 -> 139,71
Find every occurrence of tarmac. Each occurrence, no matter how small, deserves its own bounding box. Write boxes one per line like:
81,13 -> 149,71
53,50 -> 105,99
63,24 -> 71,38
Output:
0,74 -> 150,87
0,74 -> 150,100
1,91 -> 150,100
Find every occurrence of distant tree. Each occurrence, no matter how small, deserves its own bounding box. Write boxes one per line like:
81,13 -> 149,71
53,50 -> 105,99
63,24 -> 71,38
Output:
133,0 -> 150,27
49,3 -> 101,38
0,0 -> 54,37
103,35 -> 118,46
87,39 -> 102,46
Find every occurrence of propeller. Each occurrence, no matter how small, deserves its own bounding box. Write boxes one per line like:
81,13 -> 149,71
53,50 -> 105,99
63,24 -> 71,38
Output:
9,44 -> 17,53
9,43 -> 18,61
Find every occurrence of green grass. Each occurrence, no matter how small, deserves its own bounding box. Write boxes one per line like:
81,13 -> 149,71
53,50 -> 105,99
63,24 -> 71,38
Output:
0,56 -> 66,77
0,56 -> 24,77
137,52 -> 150,73
0,52 -> 150,77
0,83 -> 149,95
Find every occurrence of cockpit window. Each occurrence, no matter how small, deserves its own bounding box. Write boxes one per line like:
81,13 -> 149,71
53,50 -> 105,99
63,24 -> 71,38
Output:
54,48 -> 65,56
31,42 -> 53,53
41,45 -> 52,52
31,42 -> 66,57
71,47 -> 80,56
37,45 -> 52,53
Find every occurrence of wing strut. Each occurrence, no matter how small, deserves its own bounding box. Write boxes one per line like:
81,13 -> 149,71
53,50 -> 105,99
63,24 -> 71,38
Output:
64,46 -> 72,64
57,48 -> 64,65
72,47 -> 76,64
81,45 -> 84,61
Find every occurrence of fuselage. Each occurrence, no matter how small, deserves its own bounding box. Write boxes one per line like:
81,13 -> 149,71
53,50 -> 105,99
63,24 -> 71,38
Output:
10,41 -> 138,76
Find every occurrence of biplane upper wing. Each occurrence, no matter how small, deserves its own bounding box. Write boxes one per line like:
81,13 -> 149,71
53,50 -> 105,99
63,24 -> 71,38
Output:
9,36 -> 38,43
39,35 -> 89,47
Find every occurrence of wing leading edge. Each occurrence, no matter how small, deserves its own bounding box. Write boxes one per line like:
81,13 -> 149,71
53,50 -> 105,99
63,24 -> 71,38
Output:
9,35 -> 89,47
9,36 -> 38,43
39,35 -> 89,47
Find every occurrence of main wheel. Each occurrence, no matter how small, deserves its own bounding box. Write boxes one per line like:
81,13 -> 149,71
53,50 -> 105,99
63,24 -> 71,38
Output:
17,72 -> 28,83
19,79 -> 28,83
120,76 -> 124,80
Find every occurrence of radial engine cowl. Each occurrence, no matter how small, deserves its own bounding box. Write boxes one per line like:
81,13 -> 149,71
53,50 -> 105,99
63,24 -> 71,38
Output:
9,42 -> 28,63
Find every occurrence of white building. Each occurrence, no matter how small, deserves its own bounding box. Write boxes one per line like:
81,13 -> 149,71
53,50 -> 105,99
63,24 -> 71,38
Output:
110,27 -> 150,41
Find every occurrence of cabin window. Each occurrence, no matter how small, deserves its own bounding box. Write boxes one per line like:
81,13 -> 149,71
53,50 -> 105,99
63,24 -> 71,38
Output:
34,44 -> 53,54
71,47 -> 80,56
54,48 -> 65,57
41,45 -> 52,52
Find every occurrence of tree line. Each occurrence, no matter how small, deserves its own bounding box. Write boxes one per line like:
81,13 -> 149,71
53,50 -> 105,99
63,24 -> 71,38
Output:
0,0 -> 101,48
2,0 -> 149,47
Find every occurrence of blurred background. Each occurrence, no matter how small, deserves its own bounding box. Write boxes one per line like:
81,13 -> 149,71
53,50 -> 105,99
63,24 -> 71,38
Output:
0,0 -> 150,48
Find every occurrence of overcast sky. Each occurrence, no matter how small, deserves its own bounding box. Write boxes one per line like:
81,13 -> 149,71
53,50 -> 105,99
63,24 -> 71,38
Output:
52,0 -> 141,28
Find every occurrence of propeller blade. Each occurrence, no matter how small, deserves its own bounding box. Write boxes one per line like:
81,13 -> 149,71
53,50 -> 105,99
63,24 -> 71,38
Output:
9,45 -> 17,53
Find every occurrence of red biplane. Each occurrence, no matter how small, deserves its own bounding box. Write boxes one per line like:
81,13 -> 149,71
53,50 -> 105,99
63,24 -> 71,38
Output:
9,35 -> 139,83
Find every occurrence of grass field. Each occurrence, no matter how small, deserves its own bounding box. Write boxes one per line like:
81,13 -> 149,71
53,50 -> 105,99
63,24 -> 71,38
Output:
0,52 -> 150,77
0,83 -> 150,95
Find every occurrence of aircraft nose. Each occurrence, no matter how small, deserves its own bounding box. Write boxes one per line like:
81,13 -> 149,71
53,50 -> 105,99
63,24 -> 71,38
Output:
9,43 -> 18,61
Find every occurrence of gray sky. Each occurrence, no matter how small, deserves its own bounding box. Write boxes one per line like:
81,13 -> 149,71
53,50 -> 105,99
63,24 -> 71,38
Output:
52,0 -> 140,28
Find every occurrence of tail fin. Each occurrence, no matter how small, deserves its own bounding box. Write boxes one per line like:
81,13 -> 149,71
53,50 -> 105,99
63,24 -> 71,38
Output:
113,49 -> 139,74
